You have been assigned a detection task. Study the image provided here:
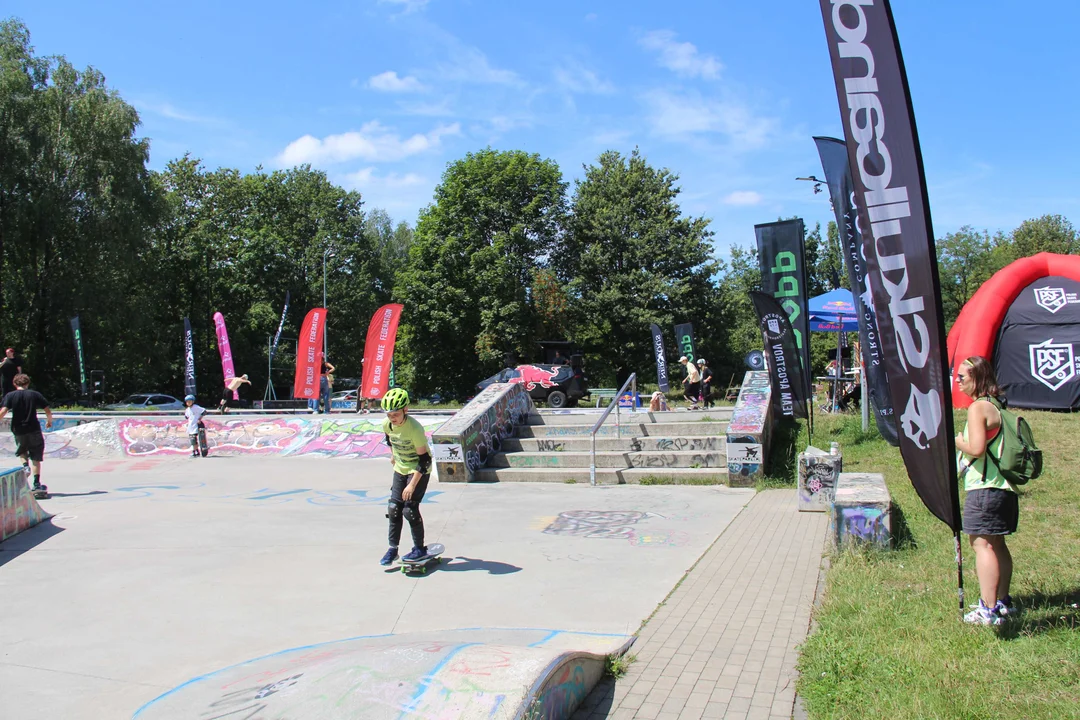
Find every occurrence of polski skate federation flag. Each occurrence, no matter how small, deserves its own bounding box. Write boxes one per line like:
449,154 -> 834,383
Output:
293,308 -> 326,400
819,0 -> 959,530
213,312 -> 238,400
814,135 -> 899,446
183,317 -> 197,398
650,323 -> 670,392
362,304 -> 403,401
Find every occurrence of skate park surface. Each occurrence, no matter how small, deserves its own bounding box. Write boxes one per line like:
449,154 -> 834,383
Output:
0,453 -> 754,719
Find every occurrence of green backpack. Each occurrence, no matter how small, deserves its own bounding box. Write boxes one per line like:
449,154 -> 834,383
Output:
982,397 -> 1043,486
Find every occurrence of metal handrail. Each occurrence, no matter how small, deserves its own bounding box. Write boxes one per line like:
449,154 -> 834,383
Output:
589,372 -> 638,486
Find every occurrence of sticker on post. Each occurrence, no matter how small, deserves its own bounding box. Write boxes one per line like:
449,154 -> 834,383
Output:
431,443 -> 464,462
727,443 -> 763,464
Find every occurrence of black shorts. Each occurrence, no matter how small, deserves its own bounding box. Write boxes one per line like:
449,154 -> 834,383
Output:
14,431 -> 45,463
963,488 -> 1019,536
685,382 -> 701,397
221,388 -> 233,405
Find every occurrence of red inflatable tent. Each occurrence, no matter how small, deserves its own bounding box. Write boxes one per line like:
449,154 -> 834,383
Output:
948,252 -> 1080,408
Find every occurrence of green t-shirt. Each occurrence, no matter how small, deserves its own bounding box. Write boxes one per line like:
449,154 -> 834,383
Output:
383,415 -> 429,475
958,422 -> 1014,493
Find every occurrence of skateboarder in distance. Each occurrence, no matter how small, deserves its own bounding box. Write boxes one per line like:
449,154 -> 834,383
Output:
184,395 -> 207,457
0,373 -> 54,496
379,388 -> 433,566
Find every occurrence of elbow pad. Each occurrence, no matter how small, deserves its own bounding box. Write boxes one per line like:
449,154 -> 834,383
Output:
417,452 -> 432,473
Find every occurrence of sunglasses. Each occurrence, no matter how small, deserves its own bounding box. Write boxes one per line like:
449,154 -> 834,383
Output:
956,374 -> 967,381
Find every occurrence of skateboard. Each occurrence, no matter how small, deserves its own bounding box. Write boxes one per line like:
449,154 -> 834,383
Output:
401,543 -> 445,575
198,426 -> 209,457
32,484 -> 49,500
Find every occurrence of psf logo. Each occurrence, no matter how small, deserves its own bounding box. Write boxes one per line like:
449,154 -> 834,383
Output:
1029,339 -> 1077,391
1034,287 -> 1068,314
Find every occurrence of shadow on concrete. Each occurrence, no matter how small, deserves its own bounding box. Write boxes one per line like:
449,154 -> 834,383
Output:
440,556 -> 522,575
47,490 -> 108,498
999,587 -> 1080,639
570,675 -> 615,719
0,519 -> 65,568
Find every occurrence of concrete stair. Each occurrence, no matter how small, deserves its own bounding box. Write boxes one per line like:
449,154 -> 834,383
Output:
482,407 -> 733,485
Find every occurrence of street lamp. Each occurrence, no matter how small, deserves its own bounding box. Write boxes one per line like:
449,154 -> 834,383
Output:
323,247 -> 334,357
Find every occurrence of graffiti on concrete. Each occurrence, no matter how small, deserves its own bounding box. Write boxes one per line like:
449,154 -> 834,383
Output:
535,439 -> 566,452
82,482 -> 443,506
799,454 -> 842,510
838,507 -> 890,546
1,467 -> 51,542
655,437 -> 720,451
434,383 -> 533,481
542,510 -> 689,547
133,629 -> 631,720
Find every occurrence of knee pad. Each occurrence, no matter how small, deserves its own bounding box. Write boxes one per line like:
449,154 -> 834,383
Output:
403,504 -> 421,524
386,501 -> 403,521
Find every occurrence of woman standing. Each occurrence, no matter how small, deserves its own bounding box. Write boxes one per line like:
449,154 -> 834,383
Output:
955,356 -> 1018,626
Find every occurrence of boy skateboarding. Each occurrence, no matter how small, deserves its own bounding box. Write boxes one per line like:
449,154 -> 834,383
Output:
378,388 -> 434,566
0,373 -> 54,497
184,395 -> 208,457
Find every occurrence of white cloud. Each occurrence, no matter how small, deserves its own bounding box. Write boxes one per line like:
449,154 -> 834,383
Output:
342,167 -> 427,190
133,99 -> 217,124
276,121 -> 460,166
378,0 -> 430,13
437,43 -> 520,85
367,71 -> 428,93
554,65 -> 614,95
723,191 -> 763,206
639,30 -> 723,79
642,89 -> 774,148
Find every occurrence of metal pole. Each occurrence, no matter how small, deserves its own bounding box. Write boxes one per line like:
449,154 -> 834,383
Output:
860,361 -> 869,432
322,249 -> 329,357
616,395 -> 621,439
631,376 -> 637,414
590,432 -> 597,486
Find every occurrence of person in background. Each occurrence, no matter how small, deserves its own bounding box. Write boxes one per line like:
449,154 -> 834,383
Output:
219,373 -> 251,414
183,395 -> 207,458
955,356 -> 1018,626
648,391 -> 670,412
0,347 -> 24,398
696,358 -> 714,409
0,373 -> 53,496
319,354 -> 336,414
553,350 -> 570,366
679,356 -> 701,410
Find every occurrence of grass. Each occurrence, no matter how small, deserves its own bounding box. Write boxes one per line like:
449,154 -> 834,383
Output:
796,409 -> 1080,720
637,475 -> 724,486
605,652 -> 637,679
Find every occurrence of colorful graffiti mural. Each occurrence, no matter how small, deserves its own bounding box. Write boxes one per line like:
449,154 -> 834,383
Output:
798,453 -> 842,512
132,628 -> 632,720
541,510 -> 689,547
726,371 -> 773,486
1,467 -> 51,542
433,383 -> 534,482
1,416 -> 451,461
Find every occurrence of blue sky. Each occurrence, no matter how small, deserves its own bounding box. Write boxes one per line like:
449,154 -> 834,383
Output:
9,0 -> 1080,259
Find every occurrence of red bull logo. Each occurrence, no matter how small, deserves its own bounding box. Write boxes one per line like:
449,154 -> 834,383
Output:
513,365 -> 562,390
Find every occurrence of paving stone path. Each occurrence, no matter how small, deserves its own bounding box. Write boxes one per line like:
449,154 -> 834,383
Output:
573,489 -> 829,720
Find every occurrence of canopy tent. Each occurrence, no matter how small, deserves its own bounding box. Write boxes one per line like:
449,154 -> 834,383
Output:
948,252 -> 1080,410
807,288 -> 861,413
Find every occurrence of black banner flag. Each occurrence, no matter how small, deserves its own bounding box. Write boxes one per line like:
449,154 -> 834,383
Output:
820,0 -> 959,531
755,219 -> 812,398
70,316 -> 88,398
674,323 -> 696,363
750,292 -> 809,419
183,317 -> 197,398
650,323 -> 670,392
269,291 -> 290,363
815,135 -> 899,446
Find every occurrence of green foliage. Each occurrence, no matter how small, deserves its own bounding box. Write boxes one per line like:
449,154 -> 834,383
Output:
394,148 -> 568,397
559,148 -> 722,385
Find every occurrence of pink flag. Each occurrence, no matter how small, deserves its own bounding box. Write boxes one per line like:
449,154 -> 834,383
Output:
213,312 -> 238,400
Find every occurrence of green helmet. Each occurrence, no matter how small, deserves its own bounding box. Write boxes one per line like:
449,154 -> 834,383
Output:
381,387 -> 410,411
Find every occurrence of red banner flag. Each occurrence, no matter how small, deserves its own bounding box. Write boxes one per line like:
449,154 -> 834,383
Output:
293,308 -> 326,400
361,304 -> 404,401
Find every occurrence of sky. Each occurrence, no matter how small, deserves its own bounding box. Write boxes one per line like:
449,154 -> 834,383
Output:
8,0 -> 1080,260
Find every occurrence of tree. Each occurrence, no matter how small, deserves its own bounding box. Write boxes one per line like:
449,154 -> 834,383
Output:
1007,214 -> 1079,260
555,148 -> 720,385
936,225 -> 997,325
394,148 -> 568,397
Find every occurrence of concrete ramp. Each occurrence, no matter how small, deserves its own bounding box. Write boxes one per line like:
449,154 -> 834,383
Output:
1,466 -> 51,542
133,629 -> 632,720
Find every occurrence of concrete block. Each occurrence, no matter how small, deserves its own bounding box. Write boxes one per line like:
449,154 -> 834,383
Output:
726,371 -> 773,487
797,450 -> 842,512
832,472 -> 891,548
